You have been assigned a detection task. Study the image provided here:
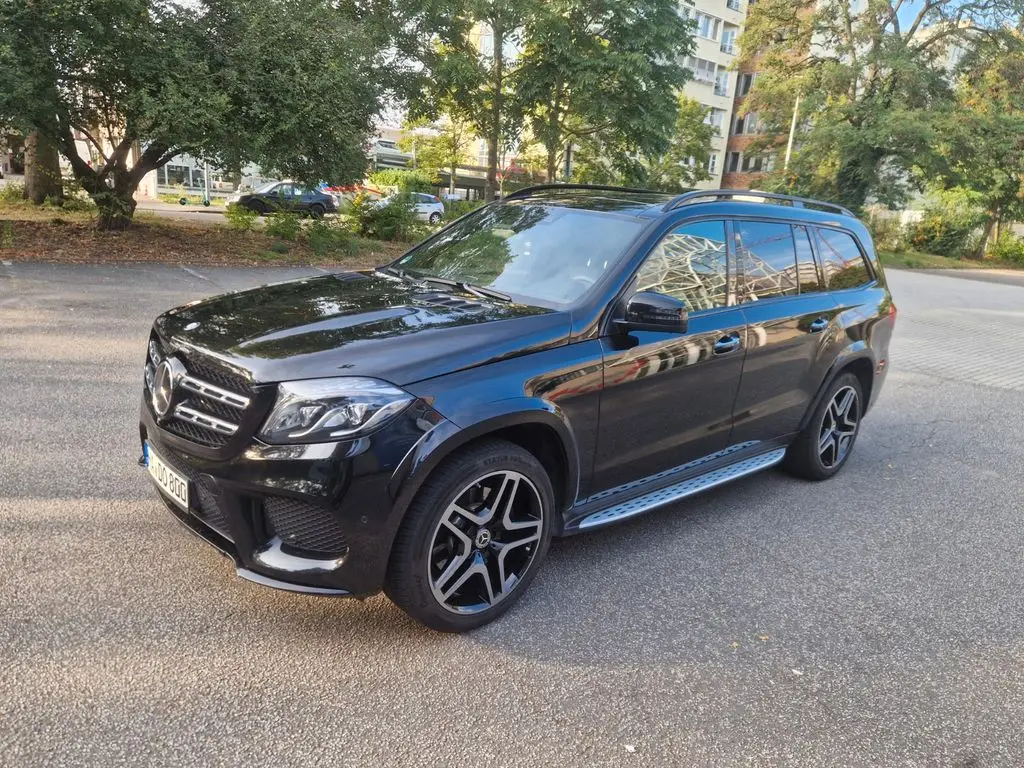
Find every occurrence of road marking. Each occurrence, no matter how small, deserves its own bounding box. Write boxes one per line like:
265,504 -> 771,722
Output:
179,265 -> 213,283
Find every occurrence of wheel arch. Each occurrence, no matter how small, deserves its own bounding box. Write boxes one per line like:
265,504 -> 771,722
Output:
388,406 -> 579,539
800,346 -> 876,432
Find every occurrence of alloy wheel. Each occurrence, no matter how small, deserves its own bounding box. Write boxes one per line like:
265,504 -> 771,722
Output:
428,470 -> 544,615
818,385 -> 860,468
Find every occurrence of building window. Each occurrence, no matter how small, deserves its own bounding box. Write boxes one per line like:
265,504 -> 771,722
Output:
733,112 -> 759,135
714,70 -> 729,97
721,27 -> 737,55
741,154 -> 765,173
704,107 -> 727,133
707,153 -> 719,174
687,57 -> 718,84
727,0 -> 741,9
727,152 -> 741,173
738,73 -> 755,97
165,164 -> 190,186
695,12 -> 721,41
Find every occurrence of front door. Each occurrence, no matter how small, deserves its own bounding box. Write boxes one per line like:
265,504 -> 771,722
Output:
591,219 -> 747,497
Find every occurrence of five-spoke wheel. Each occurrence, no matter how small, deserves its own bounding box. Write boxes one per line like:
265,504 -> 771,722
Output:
386,440 -> 554,632
783,372 -> 864,480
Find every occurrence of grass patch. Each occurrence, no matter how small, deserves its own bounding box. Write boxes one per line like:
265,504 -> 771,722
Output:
879,249 -> 1024,271
0,200 -> 408,269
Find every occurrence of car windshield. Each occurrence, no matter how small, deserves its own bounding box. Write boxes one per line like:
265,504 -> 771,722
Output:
395,200 -> 646,307
253,181 -> 279,194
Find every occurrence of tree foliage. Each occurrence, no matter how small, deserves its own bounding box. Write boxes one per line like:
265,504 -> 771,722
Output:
398,116 -> 474,194
739,0 -> 1024,212
572,96 -> 714,191
516,0 -> 695,181
0,0 -> 389,229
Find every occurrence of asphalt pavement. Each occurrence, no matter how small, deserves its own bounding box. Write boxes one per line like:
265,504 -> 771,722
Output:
1,263 -> 1022,767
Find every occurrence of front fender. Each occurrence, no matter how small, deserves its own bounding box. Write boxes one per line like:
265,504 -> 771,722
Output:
387,400 -> 580,534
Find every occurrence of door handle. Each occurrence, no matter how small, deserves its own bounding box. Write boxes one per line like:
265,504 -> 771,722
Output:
713,334 -> 741,355
808,317 -> 829,333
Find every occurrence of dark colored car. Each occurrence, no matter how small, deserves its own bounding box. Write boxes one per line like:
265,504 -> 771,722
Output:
139,185 -> 895,632
227,180 -> 337,217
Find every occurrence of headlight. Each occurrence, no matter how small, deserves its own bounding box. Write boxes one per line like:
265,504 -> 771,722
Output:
258,377 -> 413,444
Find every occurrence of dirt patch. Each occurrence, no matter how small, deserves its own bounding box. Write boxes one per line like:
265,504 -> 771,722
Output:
0,214 -> 408,270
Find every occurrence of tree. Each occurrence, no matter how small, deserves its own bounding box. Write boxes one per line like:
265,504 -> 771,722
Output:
572,96 -> 715,191
398,115 -> 474,195
0,0 -> 389,229
925,32 -> 1024,257
408,0 -> 533,201
515,0 -> 694,182
738,0 -> 1024,212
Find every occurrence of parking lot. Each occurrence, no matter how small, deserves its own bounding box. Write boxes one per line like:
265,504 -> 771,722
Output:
1,261 -> 1022,766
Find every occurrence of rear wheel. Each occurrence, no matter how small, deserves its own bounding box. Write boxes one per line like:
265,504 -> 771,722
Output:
783,372 -> 863,480
385,440 -> 554,632
428,211 -> 442,224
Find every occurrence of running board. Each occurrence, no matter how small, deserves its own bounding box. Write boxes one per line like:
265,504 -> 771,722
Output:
577,448 -> 787,530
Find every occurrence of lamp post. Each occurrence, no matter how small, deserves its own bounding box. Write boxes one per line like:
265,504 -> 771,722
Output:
784,93 -> 801,172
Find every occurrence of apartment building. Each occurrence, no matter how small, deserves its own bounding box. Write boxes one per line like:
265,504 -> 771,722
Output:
680,0 -> 748,189
720,60 -> 776,189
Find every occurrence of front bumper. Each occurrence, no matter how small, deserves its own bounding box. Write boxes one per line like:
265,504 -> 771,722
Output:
140,395 -> 446,597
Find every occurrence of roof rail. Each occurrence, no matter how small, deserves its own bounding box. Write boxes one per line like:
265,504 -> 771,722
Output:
662,189 -> 854,217
502,183 -> 665,200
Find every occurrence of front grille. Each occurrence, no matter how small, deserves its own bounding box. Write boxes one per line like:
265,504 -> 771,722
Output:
263,497 -> 348,556
145,334 -> 255,449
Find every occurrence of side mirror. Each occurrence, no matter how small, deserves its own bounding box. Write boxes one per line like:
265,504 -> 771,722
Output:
615,290 -> 688,334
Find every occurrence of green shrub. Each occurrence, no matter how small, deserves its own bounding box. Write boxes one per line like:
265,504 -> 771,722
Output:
0,182 -> 25,203
1,220 -> 13,248
866,214 -> 909,253
443,199 -> 484,221
348,192 -> 417,241
367,168 -> 436,194
986,230 -> 1024,265
910,188 -> 985,258
270,240 -> 291,254
60,196 -> 96,213
305,217 -> 354,256
225,204 -> 259,232
265,209 -> 302,241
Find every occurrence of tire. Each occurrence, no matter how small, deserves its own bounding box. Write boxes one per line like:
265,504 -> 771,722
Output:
428,211 -> 442,224
385,439 -> 554,632
783,372 -> 864,481
309,203 -> 326,219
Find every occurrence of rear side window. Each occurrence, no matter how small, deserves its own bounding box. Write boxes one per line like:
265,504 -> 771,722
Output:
735,221 -> 798,301
815,228 -> 872,290
793,226 -> 824,293
634,220 -> 728,311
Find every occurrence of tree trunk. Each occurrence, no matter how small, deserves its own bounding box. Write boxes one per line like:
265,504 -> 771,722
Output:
23,131 -> 63,205
484,18 -> 504,202
972,211 -> 998,261
449,163 -> 456,196
546,147 -> 558,182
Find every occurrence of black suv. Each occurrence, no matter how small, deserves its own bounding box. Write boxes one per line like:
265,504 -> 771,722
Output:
139,185 -> 895,632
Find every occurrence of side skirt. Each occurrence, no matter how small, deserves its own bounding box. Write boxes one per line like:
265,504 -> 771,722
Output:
569,447 -> 787,532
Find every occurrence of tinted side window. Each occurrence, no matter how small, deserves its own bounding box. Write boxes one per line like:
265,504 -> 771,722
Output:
816,228 -> 872,290
794,225 -> 823,293
736,221 -> 798,300
634,220 -> 728,311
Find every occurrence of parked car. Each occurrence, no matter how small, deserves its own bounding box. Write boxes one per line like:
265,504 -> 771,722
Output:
375,192 -> 445,223
139,185 -> 895,632
226,181 -> 338,217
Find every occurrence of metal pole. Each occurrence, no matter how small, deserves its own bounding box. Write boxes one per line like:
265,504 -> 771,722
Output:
203,161 -> 211,205
784,94 -> 800,171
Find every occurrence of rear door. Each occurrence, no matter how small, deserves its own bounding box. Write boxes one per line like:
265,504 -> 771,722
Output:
591,219 -> 748,496
729,220 -> 840,443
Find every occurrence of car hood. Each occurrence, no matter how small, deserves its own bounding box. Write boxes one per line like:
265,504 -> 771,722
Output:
155,272 -> 569,385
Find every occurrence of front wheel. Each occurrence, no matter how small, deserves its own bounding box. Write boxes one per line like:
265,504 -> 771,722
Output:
783,372 -> 863,480
385,440 -> 554,632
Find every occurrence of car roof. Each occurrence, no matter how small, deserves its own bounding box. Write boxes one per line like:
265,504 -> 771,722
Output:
503,186 -> 674,217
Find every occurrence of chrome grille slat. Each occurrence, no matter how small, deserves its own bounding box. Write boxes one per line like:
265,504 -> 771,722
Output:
174,404 -> 239,436
180,375 -> 251,409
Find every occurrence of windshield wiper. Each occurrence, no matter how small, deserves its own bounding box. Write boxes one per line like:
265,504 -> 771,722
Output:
387,270 -> 512,303
458,282 -> 511,302
374,265 -> 411,281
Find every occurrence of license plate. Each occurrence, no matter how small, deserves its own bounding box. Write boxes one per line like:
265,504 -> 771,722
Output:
146,442 -> 190,510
